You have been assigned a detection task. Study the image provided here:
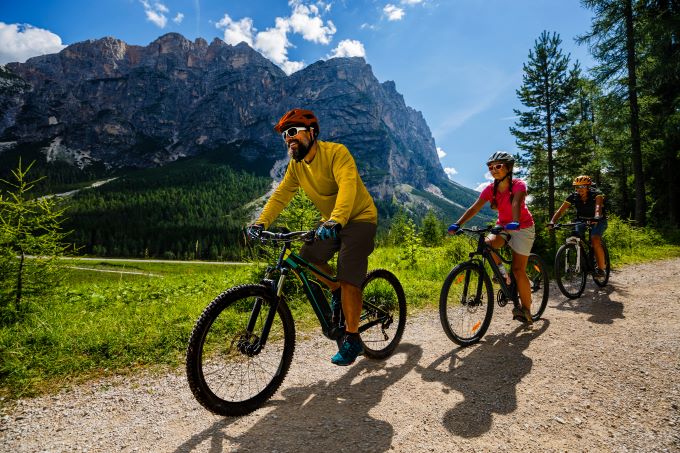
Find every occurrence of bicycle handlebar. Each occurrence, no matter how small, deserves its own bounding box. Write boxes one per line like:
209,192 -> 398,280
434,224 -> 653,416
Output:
257,230 -> 316,242
457,225 -> 505,235
550,220 -> 599,229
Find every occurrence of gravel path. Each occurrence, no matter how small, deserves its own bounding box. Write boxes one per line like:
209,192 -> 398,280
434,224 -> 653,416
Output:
2,258 -> 679,452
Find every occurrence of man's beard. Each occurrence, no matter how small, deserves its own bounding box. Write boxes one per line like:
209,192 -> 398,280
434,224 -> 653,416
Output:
288,140 -> 311,162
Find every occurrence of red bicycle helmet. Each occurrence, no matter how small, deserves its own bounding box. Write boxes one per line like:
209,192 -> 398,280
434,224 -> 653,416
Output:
274,108 -> 320,137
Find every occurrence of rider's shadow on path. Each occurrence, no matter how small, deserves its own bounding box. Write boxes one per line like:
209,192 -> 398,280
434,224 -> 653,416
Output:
553,282 -> 625,325
416,320 -> 549,438
174,343 -> 422,453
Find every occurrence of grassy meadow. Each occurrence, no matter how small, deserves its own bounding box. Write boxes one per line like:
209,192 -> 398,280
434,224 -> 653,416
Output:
1,216 -> 679,401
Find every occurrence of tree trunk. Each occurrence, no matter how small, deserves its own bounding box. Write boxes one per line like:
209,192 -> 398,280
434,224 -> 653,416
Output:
620,159 -> 630,219
545,88 -> 555,220
624,0 -> 647,225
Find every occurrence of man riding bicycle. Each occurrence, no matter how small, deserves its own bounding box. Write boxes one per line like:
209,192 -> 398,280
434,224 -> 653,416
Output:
247,108 -> 378,366
548,175 -> 608,276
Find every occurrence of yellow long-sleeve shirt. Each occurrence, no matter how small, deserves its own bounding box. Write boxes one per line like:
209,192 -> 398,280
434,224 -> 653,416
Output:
256,141 -> 377,228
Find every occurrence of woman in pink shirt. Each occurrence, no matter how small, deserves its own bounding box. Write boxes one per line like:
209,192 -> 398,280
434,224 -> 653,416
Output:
447,152 -> 536,324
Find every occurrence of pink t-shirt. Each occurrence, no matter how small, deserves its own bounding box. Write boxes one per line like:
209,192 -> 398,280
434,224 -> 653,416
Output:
479,179 -> 534,229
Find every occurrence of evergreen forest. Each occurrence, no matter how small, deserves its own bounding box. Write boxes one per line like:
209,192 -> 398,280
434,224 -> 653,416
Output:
62,154 -> 272,260
511,0 -> 680,253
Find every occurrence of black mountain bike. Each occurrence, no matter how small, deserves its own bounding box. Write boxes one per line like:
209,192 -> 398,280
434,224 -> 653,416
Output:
553,220 -> 611,299
186,229 -> 407,416
439,225 -> 549,346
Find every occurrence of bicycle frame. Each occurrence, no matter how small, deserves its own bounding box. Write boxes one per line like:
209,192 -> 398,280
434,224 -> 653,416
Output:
462,226 -> 519,306
250,231 -> 339,351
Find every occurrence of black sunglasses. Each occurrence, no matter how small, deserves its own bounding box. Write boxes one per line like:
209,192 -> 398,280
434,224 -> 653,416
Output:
281,126 -> 310,139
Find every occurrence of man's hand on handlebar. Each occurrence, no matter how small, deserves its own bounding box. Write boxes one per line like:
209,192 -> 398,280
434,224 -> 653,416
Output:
315,220 -> 341,241
245,223 -> 264,239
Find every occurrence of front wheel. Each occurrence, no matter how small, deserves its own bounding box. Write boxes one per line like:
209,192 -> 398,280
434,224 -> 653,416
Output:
186,284 -> 296,416
359,269 -> 407,359
526,253 -> 549,320
439,262 -> 494,346
592,240 -> 611,287
555,243 -> 587,299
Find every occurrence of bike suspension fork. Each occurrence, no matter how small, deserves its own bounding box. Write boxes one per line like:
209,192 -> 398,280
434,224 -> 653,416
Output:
566,237 -> 582,273
246,270 -> 288,350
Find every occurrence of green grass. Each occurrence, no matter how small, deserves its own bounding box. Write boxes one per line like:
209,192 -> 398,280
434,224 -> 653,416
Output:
1,220 -> 678,401
0,260 -> 254,399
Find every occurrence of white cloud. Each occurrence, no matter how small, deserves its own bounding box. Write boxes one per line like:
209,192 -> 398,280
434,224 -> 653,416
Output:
140,0 -> 169,28
384,4 -> 405,21
289,1 -> 336,44
474,171 -> 495,192
0,22 -> 66,64
254,17 -> 293,65
437,147 -> 446,159
217,14 -> 255,47
401,0 -> 424,4
444,167 -> 458,180
474,182 -> 487,192
216,1 -> 337,75
328,39 -> 365,58
173,13 -> 184,24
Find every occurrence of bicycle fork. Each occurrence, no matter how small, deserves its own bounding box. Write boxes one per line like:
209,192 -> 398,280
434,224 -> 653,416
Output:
240,269 -> 288,356
565,237 -> 582,273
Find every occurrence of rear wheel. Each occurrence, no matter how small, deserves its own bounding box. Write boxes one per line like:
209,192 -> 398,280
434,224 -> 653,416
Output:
186,284 -> 295,416
359,269 -> 407,359
439,262 -> 494,346
592,240 -> 611,287
555,243 -> 586,299
526,253 -> 549,320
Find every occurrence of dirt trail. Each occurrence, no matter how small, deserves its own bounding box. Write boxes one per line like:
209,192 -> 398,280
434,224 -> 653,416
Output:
2,259 -> 679,452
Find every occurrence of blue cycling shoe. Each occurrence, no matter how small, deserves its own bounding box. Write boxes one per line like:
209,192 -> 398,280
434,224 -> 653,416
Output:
331,334 -> 363,366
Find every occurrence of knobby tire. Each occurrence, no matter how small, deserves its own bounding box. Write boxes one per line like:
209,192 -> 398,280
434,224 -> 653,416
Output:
186,284 -> 295,416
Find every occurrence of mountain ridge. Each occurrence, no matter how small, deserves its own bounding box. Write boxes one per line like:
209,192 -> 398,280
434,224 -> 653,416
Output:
0,32 -> 488,224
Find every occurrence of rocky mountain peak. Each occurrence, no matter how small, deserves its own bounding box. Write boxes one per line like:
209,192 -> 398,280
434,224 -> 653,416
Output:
0,33 -> 476,210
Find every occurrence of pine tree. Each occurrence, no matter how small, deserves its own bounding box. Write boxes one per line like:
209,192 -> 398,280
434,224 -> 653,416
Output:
510,31 -> 580,222
636,0 -> 680,225
578,0 -> 647,225
275,190 -> 320,231
0,160 -> 70,319
420,210 -> 443,247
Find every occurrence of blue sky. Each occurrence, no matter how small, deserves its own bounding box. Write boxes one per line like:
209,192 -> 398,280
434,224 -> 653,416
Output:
0,0 -> 595,190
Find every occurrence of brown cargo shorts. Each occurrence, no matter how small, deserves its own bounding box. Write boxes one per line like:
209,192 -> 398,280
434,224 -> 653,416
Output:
300,221 -> 377,288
